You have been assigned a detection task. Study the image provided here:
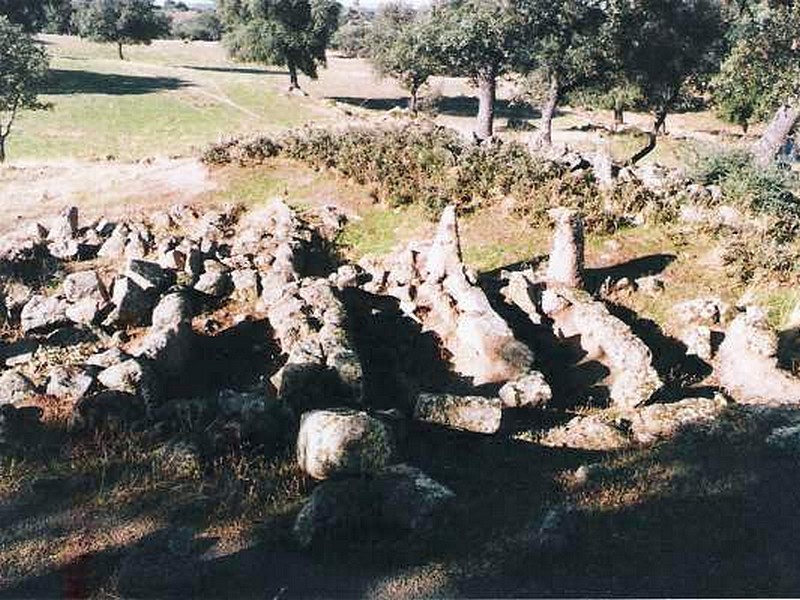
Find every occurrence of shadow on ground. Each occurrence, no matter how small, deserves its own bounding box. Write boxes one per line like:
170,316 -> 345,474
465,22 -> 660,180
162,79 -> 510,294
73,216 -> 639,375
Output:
43,69 -> 192,95
329,95 -> 540,120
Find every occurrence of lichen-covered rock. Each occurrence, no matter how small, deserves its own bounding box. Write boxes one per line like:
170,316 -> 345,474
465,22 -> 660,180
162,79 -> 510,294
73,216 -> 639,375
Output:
717,307 -> 800,405
46,365 -> 95,400
62,270 -> 109,304
499,372 -> 552,408
629,395 -> 728,444
20,294 -> 69,334
297,409 -> 394,479
681,325 -> 713,361
0,370 -> 37,405
674,297 -> 729,326
293,464 -> 455,548
97,359 -> 162,413
414,393 -> 502,434
540,413 -> 629,451
194,268 -> 232,297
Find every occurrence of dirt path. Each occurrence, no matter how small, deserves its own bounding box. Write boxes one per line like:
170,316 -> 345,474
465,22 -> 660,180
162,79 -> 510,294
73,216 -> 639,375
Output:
0,158 -> 216,234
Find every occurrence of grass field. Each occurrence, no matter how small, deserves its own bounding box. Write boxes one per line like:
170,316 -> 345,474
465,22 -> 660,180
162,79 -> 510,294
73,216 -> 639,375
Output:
9,36 -> 327,161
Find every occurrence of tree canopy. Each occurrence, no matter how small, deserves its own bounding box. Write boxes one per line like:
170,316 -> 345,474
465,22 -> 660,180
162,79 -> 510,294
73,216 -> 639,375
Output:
0,16 -> 49,162
367,3 -> 439,112
608,0 -> 727,163
219,0 -> 341,91
73,0 -> 171,59
0,0 -> 48,32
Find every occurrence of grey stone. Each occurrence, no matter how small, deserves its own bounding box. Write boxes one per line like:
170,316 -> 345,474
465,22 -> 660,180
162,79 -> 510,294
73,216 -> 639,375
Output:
46,365 -> 95,400
499,372 -> 552,408
0,370 -> 36,405
62,270 -> 108,304
414,393 -> 502,434
20,294 -> 69,334
103,277 -> 154,328
297,408 -> 394,479
293,464 -> 454,548
546,208 -> 584,289
97,359 -> 162,413
125,259 -> 173,292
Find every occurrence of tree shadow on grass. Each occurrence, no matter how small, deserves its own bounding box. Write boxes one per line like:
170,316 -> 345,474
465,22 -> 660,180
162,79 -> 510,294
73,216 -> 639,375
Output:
42,69 -> 192,96
329,95 -> 540,120
179,65 -> 290,76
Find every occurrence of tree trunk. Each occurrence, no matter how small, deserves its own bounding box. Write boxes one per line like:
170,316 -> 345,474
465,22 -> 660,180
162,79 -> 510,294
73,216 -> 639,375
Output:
409,85 -> 419,114
0,135 -> 5,164
537,73 -> 560,146
626,109 -> 668,166
117,40 -> 124,60
613,102 -> 624,129
751,102 -> 800,168
475,70 -> 496,142
288,63 -> 300,92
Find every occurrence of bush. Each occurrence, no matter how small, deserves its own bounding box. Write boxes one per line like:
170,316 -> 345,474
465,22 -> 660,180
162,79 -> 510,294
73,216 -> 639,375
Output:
691,150 -> 800,240
172,11 -> 222,41
203,123 -> 666,231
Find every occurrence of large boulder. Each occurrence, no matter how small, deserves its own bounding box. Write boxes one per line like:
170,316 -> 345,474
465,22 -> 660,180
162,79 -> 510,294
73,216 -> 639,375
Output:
628,395 -> 728,444
414,393 -> 502,434
293,464 -> 455,548
297,409 -> 394,479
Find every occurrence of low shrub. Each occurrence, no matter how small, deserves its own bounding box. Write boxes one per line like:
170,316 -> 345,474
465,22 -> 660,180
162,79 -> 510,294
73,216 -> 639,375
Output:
691,150 -> 800,240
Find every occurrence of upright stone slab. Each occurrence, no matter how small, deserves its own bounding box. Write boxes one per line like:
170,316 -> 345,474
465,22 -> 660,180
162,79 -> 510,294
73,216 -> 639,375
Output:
546,208 -> 585,289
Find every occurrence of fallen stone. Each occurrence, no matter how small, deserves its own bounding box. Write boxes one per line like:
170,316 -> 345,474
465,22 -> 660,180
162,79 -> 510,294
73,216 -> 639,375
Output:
86,347 -> 130,368
46,365 -> 95,400
62,270 -> 108,304
499,372 -> 552,408
544,288 -> 662,409
628,395 -> 728,444
103,277 -> 154,328
414,393 -> 502,434
97,359 -> 162,414
540,413 -> 629,451
0,370 -> 37,405
717,307 -> 800,405
293,464 -> 455,548
125,259 -> 174,292
20,294 -> 69,334
71,390 -> 146,430
151,441 -> 201,479
194,269 -> 232,297
766,425 -> 800,453
297,408 -> 394,479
